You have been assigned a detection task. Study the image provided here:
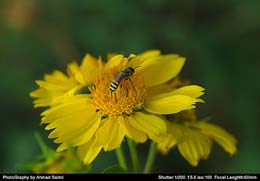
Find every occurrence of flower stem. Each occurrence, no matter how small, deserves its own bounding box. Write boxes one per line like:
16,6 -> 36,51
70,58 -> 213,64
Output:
115,147 -> 128,171
127,138 -> 139,172
143,142 -> 157,173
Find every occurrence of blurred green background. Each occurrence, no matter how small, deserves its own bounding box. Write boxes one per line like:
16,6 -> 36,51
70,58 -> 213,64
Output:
0,0 -> 259,173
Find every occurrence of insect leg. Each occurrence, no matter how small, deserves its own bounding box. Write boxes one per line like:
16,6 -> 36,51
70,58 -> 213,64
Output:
128,78 -> 137,94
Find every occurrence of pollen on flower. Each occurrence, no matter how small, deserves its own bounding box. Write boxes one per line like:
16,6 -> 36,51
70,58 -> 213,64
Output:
90,67 -> 146,117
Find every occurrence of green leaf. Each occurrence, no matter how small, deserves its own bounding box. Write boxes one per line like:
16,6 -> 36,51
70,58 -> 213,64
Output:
103,165 -> 127,174
76,85 -> 91,94
62,155 -> 92,173
198,116 -> 212,122
34,132 -> 55,159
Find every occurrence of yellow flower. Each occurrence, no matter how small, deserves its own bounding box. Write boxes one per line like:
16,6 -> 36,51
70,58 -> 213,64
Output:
30,50 -> 205,164
156,110 -> 237,167
30,54 -> 103,107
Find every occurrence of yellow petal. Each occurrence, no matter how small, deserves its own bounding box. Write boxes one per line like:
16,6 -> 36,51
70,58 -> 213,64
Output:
189,131 -> 212,160
107,53 -> 120,60
156,121 -> 213,166
118,116 -> 147,143
171,85 -> 205,98
178,140 -> 199,167
148,85 -> 205,102
66,61 -> 79,77
63,85 -> 84,96
177,130 -> 212,167
144,95 -> 200,114
30,70 -> 78,107
136,55 -> 185,87
74,72 -> 85,85
130,112 -> 166,139
95,117 -> 125,151
138,50 -> 161,59
195,122 -> 237,155
42,71 -> 77,91
105,55 -> 127,69
55,143 -> 67,152
156,134 -> 177,154
196,134 -> 212,160
77,137 -> 103,164
55,114 -> 100,151
41,95 -> 100,151
30,88 -> 47,98
130,50 -> 161,67
30,88 -> 52,107
41,95 -> 93,124
35,80 -> 73,92
155,121 -> 178,154
44,70 -> 69,83
76,54 -> 101,85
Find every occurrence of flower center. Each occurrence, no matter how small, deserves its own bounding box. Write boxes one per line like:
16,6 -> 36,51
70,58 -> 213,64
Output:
90,67 -> 146,117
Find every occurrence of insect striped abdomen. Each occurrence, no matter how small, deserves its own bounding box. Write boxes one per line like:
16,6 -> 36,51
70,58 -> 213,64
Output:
110,79 -> 120,92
